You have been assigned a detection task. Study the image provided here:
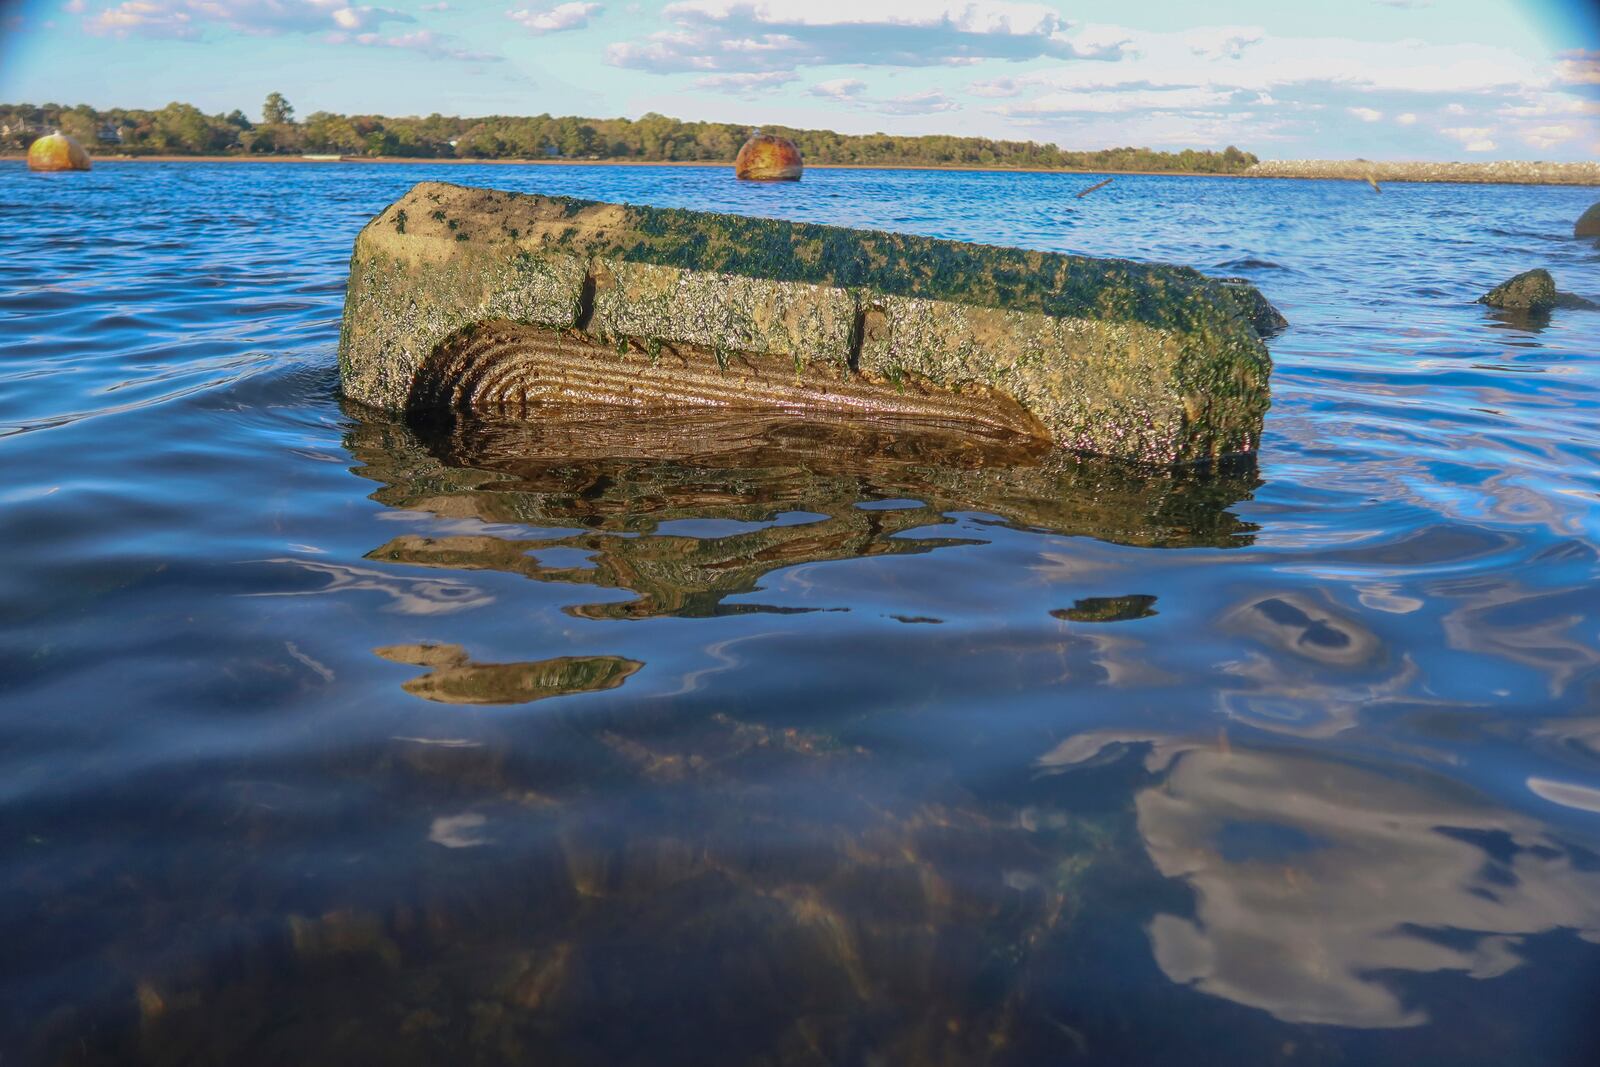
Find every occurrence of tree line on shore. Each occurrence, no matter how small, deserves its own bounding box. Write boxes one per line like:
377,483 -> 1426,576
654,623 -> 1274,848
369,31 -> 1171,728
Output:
1,94 -> 1260,174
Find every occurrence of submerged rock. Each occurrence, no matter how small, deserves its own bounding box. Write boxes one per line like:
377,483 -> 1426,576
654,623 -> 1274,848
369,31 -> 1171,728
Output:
26,131 -> 91,172
1478,269 -> 1598,313
733,133 -> 802,181
339,181 -> 1277,465
1577,204 -> 1600,238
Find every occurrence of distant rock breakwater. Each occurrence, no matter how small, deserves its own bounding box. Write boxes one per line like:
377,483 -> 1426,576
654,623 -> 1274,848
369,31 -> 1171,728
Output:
1245,159 -> 1600,186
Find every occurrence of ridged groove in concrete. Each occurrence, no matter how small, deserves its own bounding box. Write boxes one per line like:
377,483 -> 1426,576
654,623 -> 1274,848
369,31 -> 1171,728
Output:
412,320 -> 1050,440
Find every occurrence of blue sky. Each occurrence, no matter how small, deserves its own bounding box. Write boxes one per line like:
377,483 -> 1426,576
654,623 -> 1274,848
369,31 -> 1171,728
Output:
2,0 -> 1597,159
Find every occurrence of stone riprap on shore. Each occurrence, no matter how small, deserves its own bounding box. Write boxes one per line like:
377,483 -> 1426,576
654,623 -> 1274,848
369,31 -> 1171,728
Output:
339,181 -> 1276,465
1246,160 -> 1600,186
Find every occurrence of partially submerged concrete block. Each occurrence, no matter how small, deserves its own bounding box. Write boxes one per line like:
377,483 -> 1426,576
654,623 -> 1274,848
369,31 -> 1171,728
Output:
339,181 -> 1276,465
1214,277 -> 1289,336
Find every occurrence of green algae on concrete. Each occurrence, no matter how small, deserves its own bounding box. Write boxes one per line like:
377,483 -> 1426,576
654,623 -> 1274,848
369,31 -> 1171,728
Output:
339,181 -> 1276,464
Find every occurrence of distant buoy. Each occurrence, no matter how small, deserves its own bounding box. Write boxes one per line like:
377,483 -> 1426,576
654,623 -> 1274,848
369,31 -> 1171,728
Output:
734,133 -> 802,182
28,131 -> 92,172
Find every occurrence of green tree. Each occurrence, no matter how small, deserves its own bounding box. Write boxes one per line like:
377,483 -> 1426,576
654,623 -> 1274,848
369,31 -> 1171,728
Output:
151,101 -> 230,153
262,92 -> 294,125
303,111 -> 363,154
58,107 -> 99,146
0,96 -> 1263,172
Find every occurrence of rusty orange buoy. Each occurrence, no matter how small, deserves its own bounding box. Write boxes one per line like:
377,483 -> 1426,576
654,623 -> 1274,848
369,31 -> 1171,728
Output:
734,133 -> 801,181
27,131 -> 92,172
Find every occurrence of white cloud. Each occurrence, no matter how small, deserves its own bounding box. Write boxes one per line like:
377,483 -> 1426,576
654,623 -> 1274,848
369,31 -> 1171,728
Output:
1186,26 -> 1262,62
809,77 -> 957,115
1555,50 -> 1600,87
936,21 -> 1600,158
996,84 -> 1236,117
970,22 -> 1566,154
968,76 -> 1022,98
507,1 -> 601,34
77,0 -> 495,57
693,70 -> 796,94
1008,27 -> 1541,98
606,0 -> 1130,74
1495,94 -> 1594,119
1440,126 -> 1496,152
84,0 -> 410,39
878,89 -> 959,115
1523,124 -> 1578,150
339,27 -> 500,60
810,77 -> 867,101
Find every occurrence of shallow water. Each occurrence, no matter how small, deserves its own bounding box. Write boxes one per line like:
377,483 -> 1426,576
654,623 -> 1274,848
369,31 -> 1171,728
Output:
3,160 -> 1600,1065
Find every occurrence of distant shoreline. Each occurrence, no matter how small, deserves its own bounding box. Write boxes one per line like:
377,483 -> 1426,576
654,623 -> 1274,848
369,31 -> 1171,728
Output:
5,153 -> 1598,186
2,153 -> 1248,179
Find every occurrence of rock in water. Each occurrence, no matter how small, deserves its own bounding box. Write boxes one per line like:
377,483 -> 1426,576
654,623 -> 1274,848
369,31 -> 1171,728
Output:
1477,269 -> 1598,313
339,181 -> 1278,465
27,131 -> 92,172
734,134 -> 802,181
1577,203 -> 1600,238
1479,269 -> 1558,311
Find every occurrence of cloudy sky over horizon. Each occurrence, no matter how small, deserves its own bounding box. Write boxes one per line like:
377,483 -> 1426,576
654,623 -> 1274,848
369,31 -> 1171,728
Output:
2,0 -> 1597,159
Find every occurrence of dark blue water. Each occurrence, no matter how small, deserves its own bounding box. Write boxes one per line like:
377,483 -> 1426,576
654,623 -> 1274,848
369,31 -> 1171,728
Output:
4,161 -> 1600,1065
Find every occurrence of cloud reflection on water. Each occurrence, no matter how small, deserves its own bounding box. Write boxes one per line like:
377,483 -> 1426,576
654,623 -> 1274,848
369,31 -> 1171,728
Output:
1045,737 -> 1600,1029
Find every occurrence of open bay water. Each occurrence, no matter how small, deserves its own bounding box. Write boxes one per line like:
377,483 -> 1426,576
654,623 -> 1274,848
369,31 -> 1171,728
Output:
3,159 -> 1600,1065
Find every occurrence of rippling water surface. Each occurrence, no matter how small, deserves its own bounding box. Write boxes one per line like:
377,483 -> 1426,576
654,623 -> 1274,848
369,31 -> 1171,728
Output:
4,161 -> 1600,1065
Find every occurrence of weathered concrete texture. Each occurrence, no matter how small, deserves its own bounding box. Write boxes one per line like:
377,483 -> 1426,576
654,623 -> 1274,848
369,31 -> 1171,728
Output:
1478,269 -> 1599,312
339,181 -> 1276,465
1215,277 -> 1289,336
734,133 -> 802,181
1577,203 -> 1600,238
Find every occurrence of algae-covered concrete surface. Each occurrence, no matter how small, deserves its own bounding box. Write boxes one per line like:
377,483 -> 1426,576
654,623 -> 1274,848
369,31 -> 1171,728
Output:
339,180 -> 1275,465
